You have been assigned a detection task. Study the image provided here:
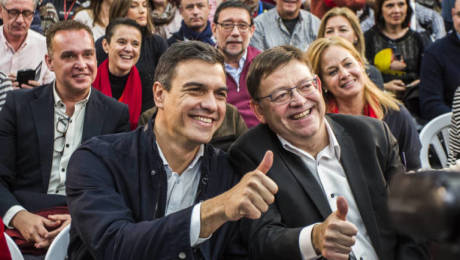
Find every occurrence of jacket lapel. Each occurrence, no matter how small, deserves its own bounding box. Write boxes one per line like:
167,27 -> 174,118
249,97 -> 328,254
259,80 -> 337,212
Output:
31,84 -> 55,192
265,126 -> 332,219
328,117 -> 383,257
82,89 -> 105,141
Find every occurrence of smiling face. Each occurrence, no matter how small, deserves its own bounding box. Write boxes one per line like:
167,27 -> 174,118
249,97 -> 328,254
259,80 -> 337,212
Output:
154,59 -> 227,146
324,15 -> 358,46
381,0 -> 407,27
180,0 -> 210,32
126,0 -> 148,26
319,45 -> 364,102
212,7 -> 254,60
103,25 -> 142,76
1,0 -> 35,41
252,60 -> 326,147
276,0 -> 302,19
45,29 -> 96,97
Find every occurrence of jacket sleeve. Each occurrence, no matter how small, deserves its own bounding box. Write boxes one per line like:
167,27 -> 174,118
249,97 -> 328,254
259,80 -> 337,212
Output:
419,49 -> 451,120
66,148 -> 197,260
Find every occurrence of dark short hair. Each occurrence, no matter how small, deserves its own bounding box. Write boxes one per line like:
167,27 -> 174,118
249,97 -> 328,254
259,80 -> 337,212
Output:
213,0 -> 253,25
246,45 -> 313,99
46,20 -> 93,54
154,41 -> 225,91
105,18 -> 143,43
374,0 -> 413,30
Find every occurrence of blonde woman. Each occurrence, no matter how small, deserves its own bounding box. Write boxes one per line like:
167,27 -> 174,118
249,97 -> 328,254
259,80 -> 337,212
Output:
317,7 -> 384,89
307,36 -> 421,170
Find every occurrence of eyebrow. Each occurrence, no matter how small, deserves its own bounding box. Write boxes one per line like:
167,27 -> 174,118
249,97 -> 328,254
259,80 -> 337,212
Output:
183,82 -> 228,91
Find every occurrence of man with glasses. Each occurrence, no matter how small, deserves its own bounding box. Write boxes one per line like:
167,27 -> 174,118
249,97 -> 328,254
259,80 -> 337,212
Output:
0,0 -> 54,88
168,0 -> 215,46
229,46 -> 429,260
0,20 -> 129,258
212,0 -> 259,128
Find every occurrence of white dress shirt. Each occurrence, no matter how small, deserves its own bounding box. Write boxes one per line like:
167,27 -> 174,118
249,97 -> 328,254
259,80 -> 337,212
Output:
156,143 -> 211,246
0,26 -> 55,85
278,121 -> 379,260
3,83 -> 90,227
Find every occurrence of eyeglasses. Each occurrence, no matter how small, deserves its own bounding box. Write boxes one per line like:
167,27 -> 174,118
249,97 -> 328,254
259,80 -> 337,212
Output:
255,76 -> 319,105
54,116 -> 70,154
2,6 -> 34,19
215,22 -> 251,33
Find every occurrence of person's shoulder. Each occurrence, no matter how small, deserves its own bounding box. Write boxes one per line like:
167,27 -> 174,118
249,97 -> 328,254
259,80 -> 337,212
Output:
254,8 -> 276,23
327,113 -> 384,132
425,32 -> 455,53
247,45 -> 261,58
231,124 -> 273,150
27,29 -> 45,41
299,9 -> 320,22
80,128 -> 145,157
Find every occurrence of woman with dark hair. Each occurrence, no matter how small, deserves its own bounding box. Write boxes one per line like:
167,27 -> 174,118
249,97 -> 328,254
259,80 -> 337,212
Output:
364,0 -> 424,111
307,36 -> 421,170
94,18 -> 144,130
150,0 -> 182,39
317,7 -> 384,89
95,0 -> 168,112
74,0 -> 112,39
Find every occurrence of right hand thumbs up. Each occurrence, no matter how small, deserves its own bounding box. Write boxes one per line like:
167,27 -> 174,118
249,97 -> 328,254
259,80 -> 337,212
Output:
312,196 -> 358,259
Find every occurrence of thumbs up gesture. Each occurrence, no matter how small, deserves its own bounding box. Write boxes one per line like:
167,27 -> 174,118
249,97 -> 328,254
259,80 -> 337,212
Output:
199,151 -> 278,238
312,196 -> 358,260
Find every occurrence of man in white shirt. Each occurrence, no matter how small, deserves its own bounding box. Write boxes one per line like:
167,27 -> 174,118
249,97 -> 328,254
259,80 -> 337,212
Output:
0,0 -> 54,88
229,45 -> 429,260
0,20 -> 129,257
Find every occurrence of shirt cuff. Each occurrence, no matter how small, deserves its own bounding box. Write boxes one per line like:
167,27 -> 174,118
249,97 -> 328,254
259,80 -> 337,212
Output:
3,205 -> 26,228
190,202 -> 212,247
299,223 -> 322,260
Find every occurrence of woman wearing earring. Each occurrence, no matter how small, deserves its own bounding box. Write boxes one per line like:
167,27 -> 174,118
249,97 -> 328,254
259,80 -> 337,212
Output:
317,7 -> 384,90
307,36 -> 421,170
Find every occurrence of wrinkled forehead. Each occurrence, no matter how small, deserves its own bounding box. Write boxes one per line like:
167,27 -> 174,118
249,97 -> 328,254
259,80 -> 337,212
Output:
260,61 -> 314,94
3,0 -> 36,10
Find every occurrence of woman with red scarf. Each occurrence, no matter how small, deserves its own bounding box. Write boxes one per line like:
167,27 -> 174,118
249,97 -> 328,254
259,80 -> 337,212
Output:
94,18 -> 143,130
307,36 -> 421,170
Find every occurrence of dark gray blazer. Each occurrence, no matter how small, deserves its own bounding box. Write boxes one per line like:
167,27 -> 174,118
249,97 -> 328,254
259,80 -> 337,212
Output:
0,83 -> 130,215
229,114 -> 429,260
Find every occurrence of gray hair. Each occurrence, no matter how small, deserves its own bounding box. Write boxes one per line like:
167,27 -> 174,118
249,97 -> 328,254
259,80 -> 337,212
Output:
0,0 -> 39,9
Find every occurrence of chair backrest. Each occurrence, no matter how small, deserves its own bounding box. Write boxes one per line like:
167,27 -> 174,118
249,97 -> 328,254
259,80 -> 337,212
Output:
419,112 -> 452,169
44,224 -> 70,260
4,232 -> 24,260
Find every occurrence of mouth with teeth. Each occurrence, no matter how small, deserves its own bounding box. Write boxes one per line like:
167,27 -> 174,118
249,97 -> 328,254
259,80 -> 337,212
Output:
192,116 -> 215,126
120,54 -> 134,60
290,108 -> 312,120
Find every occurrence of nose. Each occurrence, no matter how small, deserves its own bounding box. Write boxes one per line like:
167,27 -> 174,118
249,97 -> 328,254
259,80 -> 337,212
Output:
338,66 -> 350,80
201,92 -> 218,112
15,13 -> 25,23
230,25 -> 240,35
74,55 -> 88,70
138,5 -> 146,13
289,88 -> 307,106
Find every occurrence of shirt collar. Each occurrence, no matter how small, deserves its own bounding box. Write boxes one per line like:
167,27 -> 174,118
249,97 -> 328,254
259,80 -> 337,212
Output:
52,81 -> 91,107
224,49 -> 247,70
156,142 -> 205,171
277,120 -> 341,159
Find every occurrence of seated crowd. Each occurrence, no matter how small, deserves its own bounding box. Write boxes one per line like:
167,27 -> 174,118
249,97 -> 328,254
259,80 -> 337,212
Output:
0,0 -> 457,259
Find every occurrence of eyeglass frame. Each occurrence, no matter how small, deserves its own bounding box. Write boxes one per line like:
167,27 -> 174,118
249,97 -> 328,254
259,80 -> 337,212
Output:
1,5 -> 35,19
54,116 -> 70,154
254,75 -> 320,105
215,21 -> 252,33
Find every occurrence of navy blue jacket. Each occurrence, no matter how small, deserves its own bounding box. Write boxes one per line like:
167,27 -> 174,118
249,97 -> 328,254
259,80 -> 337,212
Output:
420,32 -> 460,120
66,119 -> 247,260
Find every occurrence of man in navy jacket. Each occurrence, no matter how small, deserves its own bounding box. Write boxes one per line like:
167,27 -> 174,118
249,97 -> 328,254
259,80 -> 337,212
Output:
66,41 -> 278,260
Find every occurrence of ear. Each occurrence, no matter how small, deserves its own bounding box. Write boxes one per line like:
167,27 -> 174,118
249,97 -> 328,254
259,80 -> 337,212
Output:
102,38 -> 109,54
316,76 -> 323,95
211,22 -> 217,37
249,24 -> 255,38
153,81 -> 166,109
45,53 -> 54,72
250,99 -> 267,124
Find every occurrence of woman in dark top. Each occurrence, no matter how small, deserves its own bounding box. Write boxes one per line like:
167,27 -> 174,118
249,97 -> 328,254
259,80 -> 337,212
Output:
307,37 -> 421,170
95,0 -> 168,108
94,18 -> 144,130
317,7 -> 385,90
364,0 -> 424,102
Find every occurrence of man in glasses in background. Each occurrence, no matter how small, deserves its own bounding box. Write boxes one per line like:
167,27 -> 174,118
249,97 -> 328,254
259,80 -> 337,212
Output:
0,20 -> 129,258
212,0 -> 260,128
0,0 -> 54,88
229,45 -> 429,260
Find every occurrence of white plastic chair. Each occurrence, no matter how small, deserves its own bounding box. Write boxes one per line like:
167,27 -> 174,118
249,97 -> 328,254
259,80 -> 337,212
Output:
4,232 -> 24,260
44,224 -> 70,260
419,112 -> 452,169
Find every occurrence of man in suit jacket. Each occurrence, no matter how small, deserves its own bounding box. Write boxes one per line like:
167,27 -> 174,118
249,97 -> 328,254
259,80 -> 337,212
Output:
0,20 -> 129,253
229,45 -> 429,259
